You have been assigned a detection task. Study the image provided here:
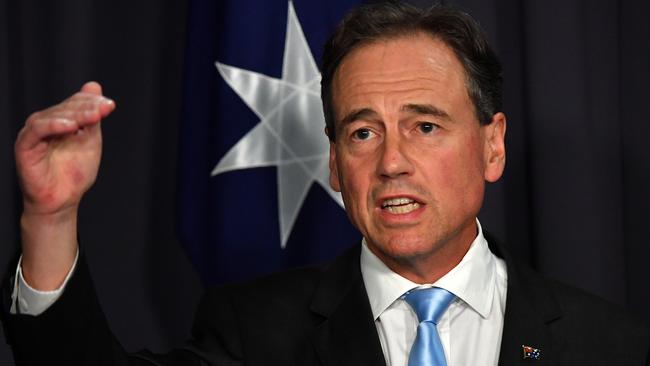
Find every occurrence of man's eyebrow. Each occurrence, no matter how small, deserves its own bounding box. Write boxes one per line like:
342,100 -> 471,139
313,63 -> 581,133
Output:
401,103 -> 451,120
337,104 -> 450,128
339,108 -> 379,127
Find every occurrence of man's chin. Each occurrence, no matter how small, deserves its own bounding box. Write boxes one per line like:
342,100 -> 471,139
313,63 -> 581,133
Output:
368,237 -> 439,263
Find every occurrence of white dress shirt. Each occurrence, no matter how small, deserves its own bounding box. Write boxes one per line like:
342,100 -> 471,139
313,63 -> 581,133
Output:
360,220 -> 508,366
10,250 -> 78,316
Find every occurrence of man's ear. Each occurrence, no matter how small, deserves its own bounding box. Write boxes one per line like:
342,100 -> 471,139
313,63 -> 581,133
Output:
329,141 -> 342,192
483,112 -> 506,182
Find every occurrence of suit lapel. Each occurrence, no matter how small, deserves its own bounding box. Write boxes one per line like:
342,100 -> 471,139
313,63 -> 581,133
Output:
309,245 -> 387,366
487,237 -> 565,366
306,237 -> 567,366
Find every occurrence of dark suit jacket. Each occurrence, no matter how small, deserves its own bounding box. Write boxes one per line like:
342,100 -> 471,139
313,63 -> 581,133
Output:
2,238 -> 649,365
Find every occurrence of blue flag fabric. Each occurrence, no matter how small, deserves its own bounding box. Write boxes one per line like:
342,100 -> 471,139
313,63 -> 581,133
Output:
180,0 -> 362,285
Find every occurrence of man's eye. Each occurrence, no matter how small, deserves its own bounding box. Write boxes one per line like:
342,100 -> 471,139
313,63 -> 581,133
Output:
418,122 -> 437,134
353,128 -> 374,140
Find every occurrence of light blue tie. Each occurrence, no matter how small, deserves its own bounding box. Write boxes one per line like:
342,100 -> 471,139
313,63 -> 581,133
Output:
403,287 -> 456,366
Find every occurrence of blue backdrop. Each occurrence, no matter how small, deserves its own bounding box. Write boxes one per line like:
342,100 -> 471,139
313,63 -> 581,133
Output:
179,0 -> 363,285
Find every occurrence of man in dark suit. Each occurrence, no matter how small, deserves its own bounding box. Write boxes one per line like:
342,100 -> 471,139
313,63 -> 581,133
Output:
3,2 -> 649,365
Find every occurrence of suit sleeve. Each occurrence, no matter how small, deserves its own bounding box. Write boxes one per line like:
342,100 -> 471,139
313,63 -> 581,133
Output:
0,250 -> 235,366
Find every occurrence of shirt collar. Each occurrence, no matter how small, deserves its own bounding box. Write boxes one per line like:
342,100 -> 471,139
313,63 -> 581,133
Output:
360,219 -> 497,320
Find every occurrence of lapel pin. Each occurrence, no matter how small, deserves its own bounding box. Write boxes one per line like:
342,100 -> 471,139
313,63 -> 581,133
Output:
522,345 -> 541,360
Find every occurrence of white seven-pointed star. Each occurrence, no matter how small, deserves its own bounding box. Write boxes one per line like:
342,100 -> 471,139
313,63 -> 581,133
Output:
212,1 -> 344,248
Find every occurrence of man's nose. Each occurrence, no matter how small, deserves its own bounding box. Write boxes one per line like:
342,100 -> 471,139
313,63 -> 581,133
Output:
377,134 -> 414,179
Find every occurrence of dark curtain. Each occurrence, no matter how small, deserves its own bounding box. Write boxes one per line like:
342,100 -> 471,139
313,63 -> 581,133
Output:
464,0 -> 650,316
0,0 -> 648,364
0,0 -> 202,363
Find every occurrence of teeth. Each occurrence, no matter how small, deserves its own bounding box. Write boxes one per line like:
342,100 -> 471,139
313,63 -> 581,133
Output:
381,197 -> 421,214
382,197 -> 414,207
384,202 -> 420,214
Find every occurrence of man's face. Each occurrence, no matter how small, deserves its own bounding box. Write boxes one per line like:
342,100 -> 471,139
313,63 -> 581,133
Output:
329,33 -> 506,279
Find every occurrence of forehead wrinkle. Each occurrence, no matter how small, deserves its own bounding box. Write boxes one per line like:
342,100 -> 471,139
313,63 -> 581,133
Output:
340,82 -> 456,119
338,70 -> 452,108
340,65 -> 449,87
401,103 -> 451,121
339,107 -> 380,127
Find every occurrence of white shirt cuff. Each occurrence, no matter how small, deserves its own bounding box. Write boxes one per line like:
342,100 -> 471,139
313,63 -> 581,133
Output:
9,249 -> 79,316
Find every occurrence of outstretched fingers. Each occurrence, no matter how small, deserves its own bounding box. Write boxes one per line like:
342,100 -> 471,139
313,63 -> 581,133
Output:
16,116 -> 79,151
15,87 -> 115,151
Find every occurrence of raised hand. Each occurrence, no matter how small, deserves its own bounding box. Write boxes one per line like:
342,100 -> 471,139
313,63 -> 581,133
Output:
15,82 -> 115,290
16,81 -> 114,215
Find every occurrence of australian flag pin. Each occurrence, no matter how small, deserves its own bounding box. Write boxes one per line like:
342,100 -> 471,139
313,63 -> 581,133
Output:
522,345 -> 541,360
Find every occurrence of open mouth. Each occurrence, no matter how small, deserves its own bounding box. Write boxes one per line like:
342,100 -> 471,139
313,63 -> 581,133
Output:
381,197 -> 422,214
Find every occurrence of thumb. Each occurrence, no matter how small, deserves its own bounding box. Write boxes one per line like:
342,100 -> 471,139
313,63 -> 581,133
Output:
81,81 -> 103,96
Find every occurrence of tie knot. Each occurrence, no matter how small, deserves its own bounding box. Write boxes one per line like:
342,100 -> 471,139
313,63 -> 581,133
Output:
403,287 -> 455,324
